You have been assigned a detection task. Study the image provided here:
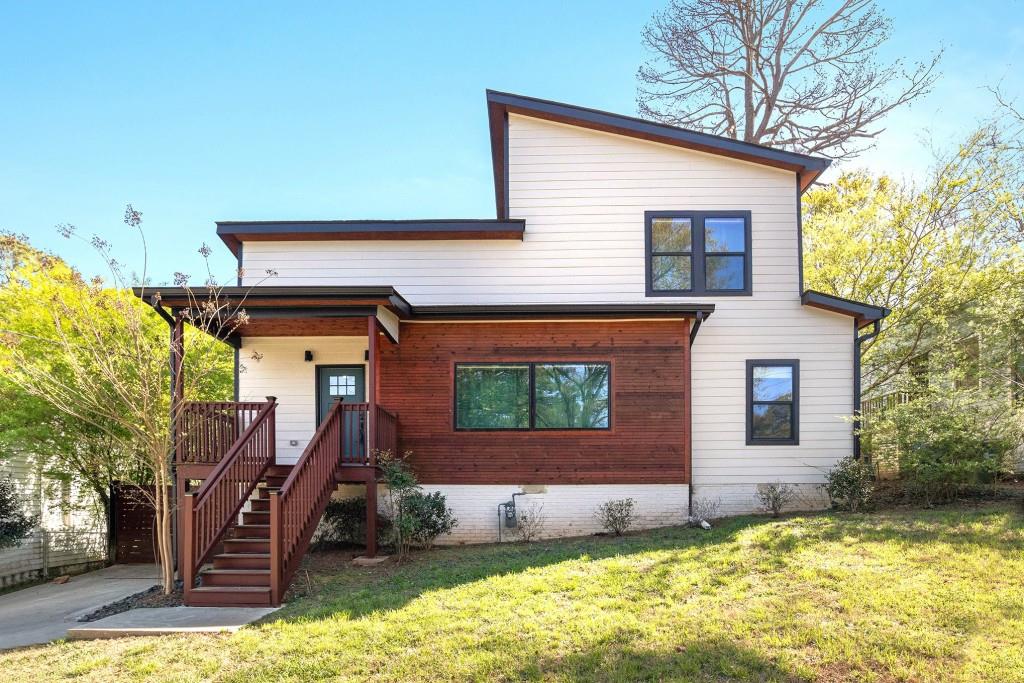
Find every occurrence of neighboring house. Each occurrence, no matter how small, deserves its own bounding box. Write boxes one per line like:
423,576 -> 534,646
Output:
0,451 -> 106,588
142,91 -> 888,606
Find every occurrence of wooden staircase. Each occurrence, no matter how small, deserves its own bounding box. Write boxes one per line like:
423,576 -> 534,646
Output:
179,399 -> 398,607
187,466 -> 292,607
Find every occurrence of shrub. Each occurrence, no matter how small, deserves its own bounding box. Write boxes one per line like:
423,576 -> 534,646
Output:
313,497 -> 391,551
824,456 -> 876,512
376,450 -> 457,558
404,490 -> 458,550
595,498 -> 635,535
513,502 -> 546,542
0,477 -> 35,549
868,393 -> 1018,506
755,482 -> 795,517
688,496 -> 721,527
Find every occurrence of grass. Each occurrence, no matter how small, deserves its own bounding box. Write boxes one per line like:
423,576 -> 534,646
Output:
3,503 -> 1024,682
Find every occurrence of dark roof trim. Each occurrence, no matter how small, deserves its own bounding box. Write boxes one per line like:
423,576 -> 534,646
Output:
216,219 -> 526,256
487,90 -> 831,217
801,290 -> 890,329
133,285 -> 413,317
409,302 -> 715,321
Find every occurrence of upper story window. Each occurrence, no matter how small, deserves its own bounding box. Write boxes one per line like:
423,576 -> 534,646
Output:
645,211 -> 752,296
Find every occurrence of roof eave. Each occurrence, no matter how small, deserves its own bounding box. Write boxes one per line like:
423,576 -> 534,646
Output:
800,290 -> 891,329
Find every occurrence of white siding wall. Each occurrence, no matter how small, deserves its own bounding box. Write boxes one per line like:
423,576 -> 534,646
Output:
239,114 -> 854,514
239,336 -> 367,465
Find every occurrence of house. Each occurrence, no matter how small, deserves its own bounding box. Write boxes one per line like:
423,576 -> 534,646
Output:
0,450 -> 106,588
142,91 -> 889,606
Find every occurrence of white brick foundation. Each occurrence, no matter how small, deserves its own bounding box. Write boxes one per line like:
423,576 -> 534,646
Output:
689,483 -> 830,518
334,483 -> 690,545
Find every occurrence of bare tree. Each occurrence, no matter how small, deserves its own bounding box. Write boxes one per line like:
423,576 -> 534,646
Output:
638,0 -> 942,160
0,208 -> 271,593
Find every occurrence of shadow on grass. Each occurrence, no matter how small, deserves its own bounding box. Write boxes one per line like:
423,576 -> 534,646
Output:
272,503 -> 1022,625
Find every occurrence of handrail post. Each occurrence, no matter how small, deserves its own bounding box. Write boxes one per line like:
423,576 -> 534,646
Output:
367,316 -> 378,466
266,397 -> 277,466
182,493 -> 195,600
269,490 -> 282,605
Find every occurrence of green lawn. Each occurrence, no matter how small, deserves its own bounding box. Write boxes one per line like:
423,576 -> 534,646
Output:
4,504 -> 1024,682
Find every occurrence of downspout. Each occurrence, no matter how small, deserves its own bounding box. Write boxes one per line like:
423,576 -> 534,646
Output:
853,319 -> 881,460
687,312 -> 705,518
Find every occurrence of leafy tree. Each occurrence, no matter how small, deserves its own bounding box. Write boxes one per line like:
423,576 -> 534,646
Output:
803,120 -> 1024,394
0,212 -> 237,592
0,476 -> 35,549
638,0 -> 941,160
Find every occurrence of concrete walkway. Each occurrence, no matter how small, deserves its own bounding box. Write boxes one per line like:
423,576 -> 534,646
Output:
0,564 -> 160,650
67,605 -> 279,639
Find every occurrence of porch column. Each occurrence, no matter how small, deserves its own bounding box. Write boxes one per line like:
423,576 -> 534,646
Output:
366,314 -> 379,557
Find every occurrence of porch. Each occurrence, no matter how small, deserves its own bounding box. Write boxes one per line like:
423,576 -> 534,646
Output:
148,287 -> 410,607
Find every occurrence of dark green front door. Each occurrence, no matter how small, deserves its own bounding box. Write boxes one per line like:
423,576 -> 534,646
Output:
317,365 -> 367,462
317,365 -> 366,423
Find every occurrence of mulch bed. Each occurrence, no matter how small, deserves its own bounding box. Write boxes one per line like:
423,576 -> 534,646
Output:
78,581 -> 184,622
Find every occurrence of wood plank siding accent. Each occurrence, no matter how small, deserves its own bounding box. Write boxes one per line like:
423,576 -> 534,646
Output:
378,320 -> 691,485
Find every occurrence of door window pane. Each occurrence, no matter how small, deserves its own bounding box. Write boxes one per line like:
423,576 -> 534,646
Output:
455,365 -> 530,429
704,217 -> 746,252
534,364 -> 610,429
705,255 -> 745,290
652,255 -> 692,291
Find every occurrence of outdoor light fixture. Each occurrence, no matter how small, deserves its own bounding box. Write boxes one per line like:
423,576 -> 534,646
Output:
304,350 -> 313,362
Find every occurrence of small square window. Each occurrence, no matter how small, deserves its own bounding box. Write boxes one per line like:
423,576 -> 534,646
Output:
646,211 -> 750,296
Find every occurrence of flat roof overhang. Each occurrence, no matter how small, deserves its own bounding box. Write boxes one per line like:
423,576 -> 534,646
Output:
135,285 -> 413,318
801,290 -> 890,329
216,220 -> 526,256
410,302 -> 716,321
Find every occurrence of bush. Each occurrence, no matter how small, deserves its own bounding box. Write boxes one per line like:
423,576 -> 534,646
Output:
377,450 -> 458,558
594,498 -> 635,535
512,502 -> 546,542
404,491 -> 458,550
868,394 -> 1018,506
313,497 -> 391,551
824,456 -> 876,512
688,496 -> 721,527
0,476 -> 35,549
755,482 -> 795,517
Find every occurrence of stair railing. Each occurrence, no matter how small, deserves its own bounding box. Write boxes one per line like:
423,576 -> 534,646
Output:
181,397 -> 277,596
269,400 -> 347,604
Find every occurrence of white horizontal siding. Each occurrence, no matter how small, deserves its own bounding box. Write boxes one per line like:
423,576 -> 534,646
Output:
239,113 -> 853,489
238,336 -> 368,465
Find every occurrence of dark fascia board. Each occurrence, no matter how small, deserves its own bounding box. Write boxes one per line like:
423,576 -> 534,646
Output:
486,90 -> 831,217
801,290 -> 891,329
216,219 -> 526,256
409,302 -> 715,321
131,285 -> 413,318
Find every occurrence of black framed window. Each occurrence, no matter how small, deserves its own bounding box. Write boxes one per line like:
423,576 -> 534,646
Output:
746,360 -> 799,445
646,210 -> 752,296
455,362 -> 610,431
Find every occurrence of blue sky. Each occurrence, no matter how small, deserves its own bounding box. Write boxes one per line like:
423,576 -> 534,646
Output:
1,1 -> 1021,282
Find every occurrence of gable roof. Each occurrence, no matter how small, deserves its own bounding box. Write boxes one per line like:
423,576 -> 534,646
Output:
486,90 -> 831,219
801,290 -> 891,329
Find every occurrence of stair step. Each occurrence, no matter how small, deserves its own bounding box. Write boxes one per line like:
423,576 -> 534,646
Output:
200,568 -> 271,587
213,553 -> 271,570
249,498 -> 270,512
232,524 -> 271,538
242,510 -> 270,525
256,487 -> 281,500
186,586 -> 273,607
224,538 -> 270,553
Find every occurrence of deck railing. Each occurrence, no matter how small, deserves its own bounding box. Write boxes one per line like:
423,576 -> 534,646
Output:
175,401 -> 266,464
181,399 -> 277,596
374,405 -> 398,460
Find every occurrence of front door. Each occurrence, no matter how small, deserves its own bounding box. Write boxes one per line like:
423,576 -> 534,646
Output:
317,365 -> 367,462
